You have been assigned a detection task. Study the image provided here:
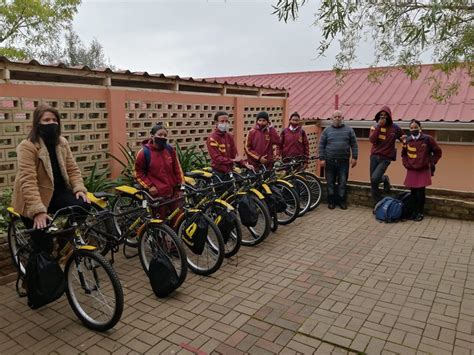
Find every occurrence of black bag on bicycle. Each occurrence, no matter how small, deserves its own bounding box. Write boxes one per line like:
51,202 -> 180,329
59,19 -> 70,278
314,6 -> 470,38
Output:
25,251 -> 66,309
148,249 -> 179,298
270,186 -> 287,213
215,210 -> 236,243
182,213 -> 208,255
238,194 -> 258,227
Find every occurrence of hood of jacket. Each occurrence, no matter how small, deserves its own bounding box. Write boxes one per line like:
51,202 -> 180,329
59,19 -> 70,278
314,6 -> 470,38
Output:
374,106 -> 393,126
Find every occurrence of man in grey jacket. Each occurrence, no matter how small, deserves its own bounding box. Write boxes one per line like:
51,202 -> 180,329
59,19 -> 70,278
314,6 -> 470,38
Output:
319,110 -> 358,209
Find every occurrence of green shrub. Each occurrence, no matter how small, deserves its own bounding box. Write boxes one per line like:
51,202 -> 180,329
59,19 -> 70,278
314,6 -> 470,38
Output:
176,143 -> 209,172
0,188 -> 13,235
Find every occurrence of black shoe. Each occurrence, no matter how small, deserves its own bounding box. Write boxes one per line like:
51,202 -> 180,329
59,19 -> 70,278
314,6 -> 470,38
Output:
413,213 -> 424,222
328,202 -> 335,209
339,202 -> 347,210
383,175 -> 391,193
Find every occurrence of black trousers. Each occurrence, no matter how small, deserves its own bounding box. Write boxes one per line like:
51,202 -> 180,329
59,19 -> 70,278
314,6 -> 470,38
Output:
410,187 -> 426,215
21,188 -> 90,253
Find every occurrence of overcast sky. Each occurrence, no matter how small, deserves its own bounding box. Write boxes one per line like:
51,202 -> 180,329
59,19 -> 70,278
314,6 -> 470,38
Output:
73,0 -> 428,78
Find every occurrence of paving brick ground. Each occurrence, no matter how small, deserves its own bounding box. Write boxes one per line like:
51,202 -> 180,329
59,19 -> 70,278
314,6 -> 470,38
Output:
1,206 -> 473,354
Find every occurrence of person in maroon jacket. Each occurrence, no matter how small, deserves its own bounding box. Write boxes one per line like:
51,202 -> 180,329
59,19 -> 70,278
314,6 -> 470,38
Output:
369,106 -> 404,203
134,122 -> 183,218
207,111 -> 250,180
402,119 -> 442,221
245,111 -> 281,169
280,112 -> 310,162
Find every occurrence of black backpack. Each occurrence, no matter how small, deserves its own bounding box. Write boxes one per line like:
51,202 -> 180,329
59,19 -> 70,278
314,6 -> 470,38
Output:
148,249 -> 179,298
215,210 -> 237,243
24,251 -> 66,309
181,213 -> 208,255
269,186 -> 287,213
397,192 -> 416,220
238,195 -> 258,227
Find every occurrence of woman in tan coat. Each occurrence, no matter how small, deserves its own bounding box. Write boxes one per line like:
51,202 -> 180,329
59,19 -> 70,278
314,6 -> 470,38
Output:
12,104 -> 90,252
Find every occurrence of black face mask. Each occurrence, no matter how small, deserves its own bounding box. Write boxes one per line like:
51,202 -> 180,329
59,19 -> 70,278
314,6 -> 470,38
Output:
411,129 -> 420,137
38,124 -> 58,143
154,137 -> 167,150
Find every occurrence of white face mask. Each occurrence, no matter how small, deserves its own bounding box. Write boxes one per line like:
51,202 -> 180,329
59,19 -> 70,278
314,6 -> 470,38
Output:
217,123 -> 229,132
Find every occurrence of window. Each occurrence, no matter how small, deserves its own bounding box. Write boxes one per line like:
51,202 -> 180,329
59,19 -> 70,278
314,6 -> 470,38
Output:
436,130 -> 474,143
353,128 -> 370,138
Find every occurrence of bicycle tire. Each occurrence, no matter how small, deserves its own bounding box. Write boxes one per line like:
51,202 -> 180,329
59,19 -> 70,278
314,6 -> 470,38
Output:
7,218 -> 30,276
273,181 -> 300,225
291,176 -> 312,217
138,223 -> 188,288
111,194 -> 143,248
82,205 -> 111,256
65,250 -> 124,332
237,194 -> 271,246
177,213 -> 225,276
204,203 -> 242,258
300,171 -> 323,210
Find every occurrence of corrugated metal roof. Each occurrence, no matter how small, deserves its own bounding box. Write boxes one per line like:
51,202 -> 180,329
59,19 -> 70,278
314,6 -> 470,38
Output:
0,56 -> 286,91
211,65 -> 473,122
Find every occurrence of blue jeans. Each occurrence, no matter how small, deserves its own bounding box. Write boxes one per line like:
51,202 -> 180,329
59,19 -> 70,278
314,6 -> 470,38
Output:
370,155 -> 391,202
325,159 -> 349,204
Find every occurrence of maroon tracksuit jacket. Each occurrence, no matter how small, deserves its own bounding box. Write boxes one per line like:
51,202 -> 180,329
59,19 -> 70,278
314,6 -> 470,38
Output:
280,126 -> 309,159
207,130 -> 238,174
369,106 -> 403,161
245,125 -> 281,168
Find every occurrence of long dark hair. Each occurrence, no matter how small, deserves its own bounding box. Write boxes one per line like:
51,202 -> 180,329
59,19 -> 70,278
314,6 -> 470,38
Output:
28,104 -> 62,145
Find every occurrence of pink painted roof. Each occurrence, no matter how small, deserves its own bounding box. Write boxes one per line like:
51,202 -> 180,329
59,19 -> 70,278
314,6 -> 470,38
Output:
211,65 -> 473,123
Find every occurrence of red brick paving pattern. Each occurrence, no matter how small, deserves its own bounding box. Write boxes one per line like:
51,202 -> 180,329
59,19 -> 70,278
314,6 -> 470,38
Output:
0,206 -> 473,354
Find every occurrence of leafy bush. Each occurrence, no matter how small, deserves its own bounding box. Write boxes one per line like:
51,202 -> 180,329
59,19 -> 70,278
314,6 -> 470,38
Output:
176,143 -> 209,172
107,143 -> 137,186
83,163 -> 119,193
0,188 -> 13,235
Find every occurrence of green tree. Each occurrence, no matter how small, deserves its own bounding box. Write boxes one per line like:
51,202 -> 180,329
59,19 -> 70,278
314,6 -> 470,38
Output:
0,0 -> 81,59
41,28 -> 111,69
273,0 -> 473,101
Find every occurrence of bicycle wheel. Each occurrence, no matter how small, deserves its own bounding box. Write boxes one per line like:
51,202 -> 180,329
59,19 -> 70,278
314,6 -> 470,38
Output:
291,176 -> 312,217
138,223 -> 188,288
205,203 -> 242,258
237,195 -> 271,246
112,194 -> 143,247
82,206 -> 111,256
7,218 -> 30,276
273,181 -> 300,225
177,213 -> 224,276
65,250 -> 123,332
301,172 -> 323,210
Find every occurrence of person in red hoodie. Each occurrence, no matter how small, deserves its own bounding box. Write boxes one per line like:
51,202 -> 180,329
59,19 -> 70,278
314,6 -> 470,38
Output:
369,106 -> 404,203
280,112 -> 310,162
245,111 -> 281,169
402,119 -> 442,221
134,122 -> 183,217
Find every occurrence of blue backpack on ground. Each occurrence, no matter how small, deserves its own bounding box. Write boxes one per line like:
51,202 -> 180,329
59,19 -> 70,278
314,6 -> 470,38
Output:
374,197 -> 403,223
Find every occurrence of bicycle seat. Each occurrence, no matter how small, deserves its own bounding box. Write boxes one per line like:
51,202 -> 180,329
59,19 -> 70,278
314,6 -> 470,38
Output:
7,207 -> 20,217
86,192 -> 108,209
184,176 -> 196,186
185,170 -> 213,179
115,185 -> 143,198
93,191 -> 115,199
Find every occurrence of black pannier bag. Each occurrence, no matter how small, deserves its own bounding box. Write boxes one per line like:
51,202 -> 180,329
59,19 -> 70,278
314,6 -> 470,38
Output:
25,251 -> 66,309
238,194 -> 258,227
215,210 -> 237,243
181,213 -> 208,255
269,186 -> 287,213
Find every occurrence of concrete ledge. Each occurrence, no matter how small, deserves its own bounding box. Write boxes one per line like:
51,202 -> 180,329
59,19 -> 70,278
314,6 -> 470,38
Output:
320,180 -> 474,221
